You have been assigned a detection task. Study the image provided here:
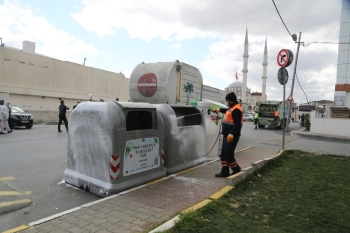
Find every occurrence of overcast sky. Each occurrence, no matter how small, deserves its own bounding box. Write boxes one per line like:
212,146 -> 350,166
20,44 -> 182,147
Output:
0,0 -> 343,104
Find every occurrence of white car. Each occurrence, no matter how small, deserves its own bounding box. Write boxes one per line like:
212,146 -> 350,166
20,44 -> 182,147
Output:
243,114 -> 254,122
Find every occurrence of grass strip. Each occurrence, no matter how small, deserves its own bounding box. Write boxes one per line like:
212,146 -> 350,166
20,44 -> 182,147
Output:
164,150 -> 350,233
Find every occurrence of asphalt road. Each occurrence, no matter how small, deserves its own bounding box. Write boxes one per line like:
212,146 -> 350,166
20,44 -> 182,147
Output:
0,122 -> 349,232
0,125 -> 100,232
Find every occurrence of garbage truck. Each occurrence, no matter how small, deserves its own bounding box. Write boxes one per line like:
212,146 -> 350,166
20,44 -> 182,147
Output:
256,100 -> 289,129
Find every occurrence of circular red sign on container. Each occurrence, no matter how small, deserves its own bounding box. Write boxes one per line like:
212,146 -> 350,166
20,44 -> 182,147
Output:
137,73 -> 158,97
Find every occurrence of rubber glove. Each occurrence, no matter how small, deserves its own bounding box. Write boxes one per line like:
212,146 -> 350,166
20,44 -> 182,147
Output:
212,108 -> 220,113
227,134 -> 234,143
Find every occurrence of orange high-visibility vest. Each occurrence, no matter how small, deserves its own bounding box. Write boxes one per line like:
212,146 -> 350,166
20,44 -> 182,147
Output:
274,110 -> 279,117
223,105 -> 243,125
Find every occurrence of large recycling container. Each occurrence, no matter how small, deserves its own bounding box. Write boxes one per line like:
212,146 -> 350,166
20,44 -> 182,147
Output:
64,101 -> 165,197
155,104 -> 206,174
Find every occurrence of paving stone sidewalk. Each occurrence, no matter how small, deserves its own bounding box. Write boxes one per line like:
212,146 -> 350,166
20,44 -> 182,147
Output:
19,147 -> 279,233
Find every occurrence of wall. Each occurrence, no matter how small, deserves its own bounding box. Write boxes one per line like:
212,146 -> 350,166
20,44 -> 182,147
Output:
25,109 -> 67,124
202,85 -> 226,103
0,46 -> 130,110
311,118 -> 350,137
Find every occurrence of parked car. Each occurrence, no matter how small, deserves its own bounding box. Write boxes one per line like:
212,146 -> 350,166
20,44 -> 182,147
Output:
9,106 -> 34,129
243,114 -> 254,122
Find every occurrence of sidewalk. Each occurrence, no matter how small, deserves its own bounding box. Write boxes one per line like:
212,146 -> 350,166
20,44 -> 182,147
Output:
290,128 -> 350,142
8,147 -> 280,233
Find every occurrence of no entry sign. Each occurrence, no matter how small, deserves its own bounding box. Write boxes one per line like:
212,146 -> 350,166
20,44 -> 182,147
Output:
277,49 -> 293,67
137,73 -> 158,97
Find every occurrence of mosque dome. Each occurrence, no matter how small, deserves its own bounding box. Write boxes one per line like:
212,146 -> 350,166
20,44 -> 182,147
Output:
227,81 -> 243,88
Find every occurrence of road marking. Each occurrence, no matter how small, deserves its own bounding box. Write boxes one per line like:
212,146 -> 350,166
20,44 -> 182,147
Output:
2,225 -> 29,233
175,146 -> 254,176
0,191 -> 31,196
0,199 -> 32,208
261,136 -> 299,146
0,177 -> 16,181
210,186 -> 233,199
147,175 -> 176,185
182,199 -> 212,213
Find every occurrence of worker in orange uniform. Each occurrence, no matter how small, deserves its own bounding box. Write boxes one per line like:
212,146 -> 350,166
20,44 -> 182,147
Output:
274,109 -> 279,124
213,92 -> 243,177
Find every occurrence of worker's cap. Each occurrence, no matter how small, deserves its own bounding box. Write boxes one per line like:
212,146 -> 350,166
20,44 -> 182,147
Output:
225,92 -> 237,102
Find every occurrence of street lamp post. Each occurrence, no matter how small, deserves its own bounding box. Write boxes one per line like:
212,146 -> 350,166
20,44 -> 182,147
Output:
286,32 -> 302,132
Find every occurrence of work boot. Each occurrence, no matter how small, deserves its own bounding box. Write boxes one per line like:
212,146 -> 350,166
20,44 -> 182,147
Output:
215,168 -> 230,178
230,166 -> 241,176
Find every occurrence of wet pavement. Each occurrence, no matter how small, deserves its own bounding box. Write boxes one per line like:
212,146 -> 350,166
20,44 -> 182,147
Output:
5,127 -> 350,233
10,146 -> 277,233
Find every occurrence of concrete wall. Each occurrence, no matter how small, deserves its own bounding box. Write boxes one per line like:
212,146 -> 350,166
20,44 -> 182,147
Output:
24,109 -> 67,124
311,118 -> 350,137
202,85 -> 226,104
0,46 -> 130,110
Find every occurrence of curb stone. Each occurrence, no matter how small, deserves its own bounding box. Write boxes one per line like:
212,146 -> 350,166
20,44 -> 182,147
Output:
148,149 -> 286,232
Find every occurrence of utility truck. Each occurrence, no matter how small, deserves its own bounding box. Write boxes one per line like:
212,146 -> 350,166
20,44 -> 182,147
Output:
256,100 -> 288,129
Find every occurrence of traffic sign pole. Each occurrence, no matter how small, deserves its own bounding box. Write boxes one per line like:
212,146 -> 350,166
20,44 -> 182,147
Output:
286,32 -> 302,132
283,82 -> 285,150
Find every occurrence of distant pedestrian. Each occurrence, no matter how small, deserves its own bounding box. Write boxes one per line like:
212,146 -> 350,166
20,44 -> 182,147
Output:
73,100 -> 81,110
274,109 -> 279,124
0,103 -> 10,134
5,101 -> 12,133
301,113 -> 305,125
5,101 -> 13,133
254,110 -> 259,129
58,100 -> 69,132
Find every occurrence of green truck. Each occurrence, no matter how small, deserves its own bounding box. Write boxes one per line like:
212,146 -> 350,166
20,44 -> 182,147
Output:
256,100 -> 288,129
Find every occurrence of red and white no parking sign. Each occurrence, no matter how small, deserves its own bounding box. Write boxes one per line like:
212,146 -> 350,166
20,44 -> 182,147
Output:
277,49 -> 293,67
137,73 -> 158,97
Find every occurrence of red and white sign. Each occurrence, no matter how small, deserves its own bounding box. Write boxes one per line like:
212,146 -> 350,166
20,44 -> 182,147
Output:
277,49 -> 289,67
110,155 -> 120,180
286,94 -> 294,102
137,73 -> 157,97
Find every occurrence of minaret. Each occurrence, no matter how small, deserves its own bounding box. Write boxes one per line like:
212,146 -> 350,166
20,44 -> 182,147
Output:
262,38 -> 268,101
242,28 -> 249,105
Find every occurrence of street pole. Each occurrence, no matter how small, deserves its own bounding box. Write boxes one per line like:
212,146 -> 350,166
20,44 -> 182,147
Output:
286,32 -> 302,132
282,82 -> 285,150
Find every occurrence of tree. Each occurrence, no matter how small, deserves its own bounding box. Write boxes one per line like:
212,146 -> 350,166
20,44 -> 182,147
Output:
183,82 -> 193,105
304,113 -> 311,131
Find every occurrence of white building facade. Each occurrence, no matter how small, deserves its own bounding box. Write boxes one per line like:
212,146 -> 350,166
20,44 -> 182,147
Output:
0,42 -> 130,110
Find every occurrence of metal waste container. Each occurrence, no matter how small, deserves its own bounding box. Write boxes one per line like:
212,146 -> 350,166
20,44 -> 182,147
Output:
64,101 -> 165,197
155,104 -> 206,174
